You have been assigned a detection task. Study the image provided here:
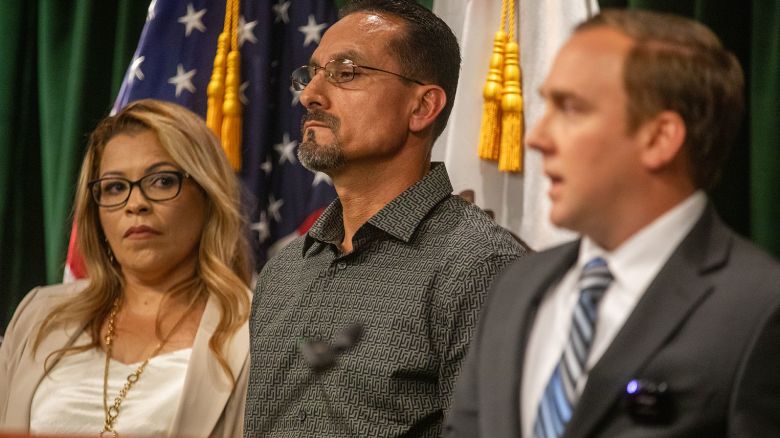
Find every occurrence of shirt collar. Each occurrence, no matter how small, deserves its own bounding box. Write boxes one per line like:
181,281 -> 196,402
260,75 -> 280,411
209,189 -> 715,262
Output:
303,162 -> 453,254
579,191 -> 708,292
304,199 -> 345,255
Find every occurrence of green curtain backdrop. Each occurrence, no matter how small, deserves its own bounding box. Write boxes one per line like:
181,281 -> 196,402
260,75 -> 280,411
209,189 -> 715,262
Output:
598,1 -> 780,256
0,1 -> 147,327
751,2 -> 780,257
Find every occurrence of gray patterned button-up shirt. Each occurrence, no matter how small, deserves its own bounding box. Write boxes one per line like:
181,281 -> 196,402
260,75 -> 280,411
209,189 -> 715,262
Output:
244,163 -> 526,437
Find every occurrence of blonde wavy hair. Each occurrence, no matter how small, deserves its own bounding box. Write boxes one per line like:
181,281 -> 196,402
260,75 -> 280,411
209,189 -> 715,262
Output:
34,99 -> 251,383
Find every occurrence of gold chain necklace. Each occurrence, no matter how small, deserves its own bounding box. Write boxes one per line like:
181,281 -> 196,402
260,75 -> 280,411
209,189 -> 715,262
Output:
99,297 -> 193,438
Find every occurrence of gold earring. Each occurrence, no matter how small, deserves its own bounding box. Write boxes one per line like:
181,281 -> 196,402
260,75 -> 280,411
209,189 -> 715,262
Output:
105,239 -> 115,264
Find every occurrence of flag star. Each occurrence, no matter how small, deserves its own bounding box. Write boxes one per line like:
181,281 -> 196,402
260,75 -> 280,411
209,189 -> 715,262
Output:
260,157 -> 273,174
312,172 -> 332,187
240,81 -> 250,105
178,3 -> 207,37
250,212 -> 270,243
289,84 -> 302,106
128,56 -> 145,84
272,0 -> 291,23
274,133 -> 298,165
268,195 -> 284,222
298,15 -> 327,47
147,0 -> 158,21
238,16 -> 258,47
168,64 -> 197,97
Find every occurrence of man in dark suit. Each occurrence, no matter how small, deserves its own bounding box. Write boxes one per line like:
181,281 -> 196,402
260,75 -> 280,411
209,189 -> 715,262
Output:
445,9 -> 780,438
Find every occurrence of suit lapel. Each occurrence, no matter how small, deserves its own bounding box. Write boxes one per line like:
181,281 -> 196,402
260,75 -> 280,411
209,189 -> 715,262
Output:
564,207 -> 732,438
168,295 -> 249,438
483,242 -> 580,437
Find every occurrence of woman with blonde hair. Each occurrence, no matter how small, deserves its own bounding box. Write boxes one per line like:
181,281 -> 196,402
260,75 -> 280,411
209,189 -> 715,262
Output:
0,99 -> 252,437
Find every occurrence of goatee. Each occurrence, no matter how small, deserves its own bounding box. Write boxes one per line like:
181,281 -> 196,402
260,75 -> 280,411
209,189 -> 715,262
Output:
298,110 -> 346,172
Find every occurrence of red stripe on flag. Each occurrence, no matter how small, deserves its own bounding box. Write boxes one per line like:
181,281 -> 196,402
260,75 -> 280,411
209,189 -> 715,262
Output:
65,221 -> 87,280
296,207 -> 325,235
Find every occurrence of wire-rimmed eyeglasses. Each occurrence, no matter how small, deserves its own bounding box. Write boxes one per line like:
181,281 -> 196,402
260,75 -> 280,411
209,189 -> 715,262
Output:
88,171 -> 189,208
290,58 -> 425,91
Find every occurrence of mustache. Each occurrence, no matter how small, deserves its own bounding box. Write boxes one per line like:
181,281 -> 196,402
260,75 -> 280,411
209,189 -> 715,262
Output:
301,110 -> 340,132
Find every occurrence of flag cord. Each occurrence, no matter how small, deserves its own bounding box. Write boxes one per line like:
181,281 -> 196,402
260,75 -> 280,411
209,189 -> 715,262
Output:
476,0 -> 508,161
207,0 -> 242,171
498,0 -> 524,173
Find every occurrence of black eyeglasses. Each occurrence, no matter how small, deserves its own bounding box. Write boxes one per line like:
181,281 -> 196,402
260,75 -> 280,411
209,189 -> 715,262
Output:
290,59 -> 425,91
88,171 -> 189,208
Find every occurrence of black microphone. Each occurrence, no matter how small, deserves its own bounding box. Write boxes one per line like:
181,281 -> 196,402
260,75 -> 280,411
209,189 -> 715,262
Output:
623,378 -> 673,424
300,323 -> 363,372
298,323 -> 364,437
300,339 -> 336,372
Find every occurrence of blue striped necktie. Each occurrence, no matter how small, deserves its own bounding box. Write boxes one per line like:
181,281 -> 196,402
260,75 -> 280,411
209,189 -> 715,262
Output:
533,257 -> 613,438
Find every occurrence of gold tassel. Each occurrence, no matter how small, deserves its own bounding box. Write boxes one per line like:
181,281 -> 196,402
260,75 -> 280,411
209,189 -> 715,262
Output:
222,49 -> 242,171
498,0 -> 524,173
219,0 -> 241,171
206,32 -> 228,139
477,30 -> 506,161
498,41 -> 523,172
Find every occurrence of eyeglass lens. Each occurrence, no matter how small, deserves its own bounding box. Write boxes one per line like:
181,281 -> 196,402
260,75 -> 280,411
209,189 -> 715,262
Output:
92,172 -> 183,207
291,60 -> 355,91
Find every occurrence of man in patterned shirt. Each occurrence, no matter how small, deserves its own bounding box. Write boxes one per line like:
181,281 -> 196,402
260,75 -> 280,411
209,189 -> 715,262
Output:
243,1 -> 526,436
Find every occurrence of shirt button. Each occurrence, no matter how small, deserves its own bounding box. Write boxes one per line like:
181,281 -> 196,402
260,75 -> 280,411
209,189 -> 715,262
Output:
299,408 -> 307,422
337,262 -> 346,270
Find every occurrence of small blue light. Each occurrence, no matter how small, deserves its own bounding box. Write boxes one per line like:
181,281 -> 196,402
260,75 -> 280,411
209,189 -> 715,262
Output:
627,380 -> 639,394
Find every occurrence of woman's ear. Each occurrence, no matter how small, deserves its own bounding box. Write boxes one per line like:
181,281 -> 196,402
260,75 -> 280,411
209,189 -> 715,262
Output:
409,86 -> 446,133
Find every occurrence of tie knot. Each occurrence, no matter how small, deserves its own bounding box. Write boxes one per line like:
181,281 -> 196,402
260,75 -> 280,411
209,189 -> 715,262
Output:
578,257 -> 613,304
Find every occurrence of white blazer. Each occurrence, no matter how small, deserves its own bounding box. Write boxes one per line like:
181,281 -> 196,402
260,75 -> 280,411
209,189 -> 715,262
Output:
0,281 -> 250,438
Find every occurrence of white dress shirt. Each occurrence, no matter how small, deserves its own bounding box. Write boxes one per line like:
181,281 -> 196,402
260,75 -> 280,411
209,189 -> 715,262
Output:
521,192 -> 707,437
30,338 -> 191,437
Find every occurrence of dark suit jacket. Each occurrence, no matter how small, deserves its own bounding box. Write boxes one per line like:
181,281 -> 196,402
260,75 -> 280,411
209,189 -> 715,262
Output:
445,206 -> 780,437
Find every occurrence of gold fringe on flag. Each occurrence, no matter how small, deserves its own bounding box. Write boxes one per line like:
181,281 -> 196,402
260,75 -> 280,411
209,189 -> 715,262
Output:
206,0 -> 242,171
477,0 -> 509,161
207,33 -> 228,138
498,0 -> 524,173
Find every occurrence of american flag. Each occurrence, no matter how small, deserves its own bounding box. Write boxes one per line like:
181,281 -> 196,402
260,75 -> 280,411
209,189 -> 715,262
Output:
65,0 -> 338,279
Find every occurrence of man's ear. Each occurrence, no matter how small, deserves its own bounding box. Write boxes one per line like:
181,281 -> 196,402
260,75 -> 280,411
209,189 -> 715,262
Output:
409,86 -> 446,133
638,110 -> 687,171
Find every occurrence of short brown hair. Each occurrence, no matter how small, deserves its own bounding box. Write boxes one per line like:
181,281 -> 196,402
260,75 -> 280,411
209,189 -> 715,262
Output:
577,9 -> 745,189
340,0 -> 461,141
